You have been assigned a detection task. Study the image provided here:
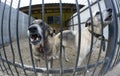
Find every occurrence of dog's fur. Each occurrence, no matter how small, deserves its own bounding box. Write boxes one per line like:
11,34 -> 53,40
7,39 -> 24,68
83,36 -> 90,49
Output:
27,8 -> 112,75
53,8 -> 113,65
27,19 -> 54,76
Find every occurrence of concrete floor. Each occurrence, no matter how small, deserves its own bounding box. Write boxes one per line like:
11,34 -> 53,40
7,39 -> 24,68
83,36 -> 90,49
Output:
105,63 -> 120,76
0,63 -> 120,76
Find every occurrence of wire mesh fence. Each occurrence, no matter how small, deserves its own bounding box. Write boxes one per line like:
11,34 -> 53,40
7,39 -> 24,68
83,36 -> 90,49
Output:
0,0 -> 120,76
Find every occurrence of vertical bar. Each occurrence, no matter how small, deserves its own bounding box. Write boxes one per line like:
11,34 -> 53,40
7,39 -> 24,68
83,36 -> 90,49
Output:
59,0 -> 63,76
0,53 -> 4,72
73,0 -> 81,75
118,0 -> 120,13
16,0 -> 27,75
91,0 -> 105,75
71,8 -> 74,30
42,0 -> 49,75
8,0 -> 19,75
0,0 -> 13,75
118,47 -> 120,63
100,0 -> 118,75
83,0 -> 94,76
112,41 -> 120,67
28,0 -> 37,76
0,63 -> 4,72
107,0 -> 120,70
115,0 -> 120,16
0,47 -> 8,73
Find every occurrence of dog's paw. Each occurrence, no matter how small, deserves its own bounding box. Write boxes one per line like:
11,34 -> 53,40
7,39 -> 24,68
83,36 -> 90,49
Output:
52,56 -> 56,59
87,70 -> 90,73
55,56 -> 59,59
52,56 -> 59,59
65,58 -> 70,62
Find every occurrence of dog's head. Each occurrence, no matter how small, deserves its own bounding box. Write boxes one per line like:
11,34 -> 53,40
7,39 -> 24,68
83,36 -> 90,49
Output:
27,19 -> 54,46
85,8 -> 112,27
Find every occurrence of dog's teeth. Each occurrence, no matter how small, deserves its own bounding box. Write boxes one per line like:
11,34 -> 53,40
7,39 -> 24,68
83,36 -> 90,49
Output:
31,39 -> 33,41
36,38 -> 39,40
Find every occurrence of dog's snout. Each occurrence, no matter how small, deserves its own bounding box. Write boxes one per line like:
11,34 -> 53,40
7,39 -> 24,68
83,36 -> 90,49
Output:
107,8 -> 112,13
28,26 -> 37,33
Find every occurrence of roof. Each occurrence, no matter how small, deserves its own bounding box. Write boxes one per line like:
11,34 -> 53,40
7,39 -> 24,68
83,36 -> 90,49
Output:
20,3 -> 84,13
19,0 -> 86,7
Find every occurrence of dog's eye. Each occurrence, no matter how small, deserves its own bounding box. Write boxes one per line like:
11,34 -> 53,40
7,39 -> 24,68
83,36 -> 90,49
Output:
39,22 -> 44,26
96,11 -> 100,15
30,23 -> 34,25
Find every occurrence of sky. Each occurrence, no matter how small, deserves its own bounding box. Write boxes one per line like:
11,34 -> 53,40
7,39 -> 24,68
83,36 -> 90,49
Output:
1,0 -> 89,8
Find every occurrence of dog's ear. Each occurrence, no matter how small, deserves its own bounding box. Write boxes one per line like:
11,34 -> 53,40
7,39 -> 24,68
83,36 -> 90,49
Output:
85,17 -> 91,27
46,26 -> 54,37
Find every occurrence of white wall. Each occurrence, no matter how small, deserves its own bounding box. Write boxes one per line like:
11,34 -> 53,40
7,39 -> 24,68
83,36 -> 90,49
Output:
0,2 -> 34,45
68,0 -> 109,38
69,0 -> 106,30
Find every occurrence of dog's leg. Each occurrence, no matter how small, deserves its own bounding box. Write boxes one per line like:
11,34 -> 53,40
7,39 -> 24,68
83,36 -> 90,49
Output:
48,58 -> 53,76
36,59 -> 42,76
50,57 -> 53,68
53,45 -> 59,59
74,57 -> 83,76
34,59 -> 38,67
63,46 -> 69,62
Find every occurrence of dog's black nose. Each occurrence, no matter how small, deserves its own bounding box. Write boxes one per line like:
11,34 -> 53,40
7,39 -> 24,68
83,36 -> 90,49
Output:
28,26 -> 37,33
107,8 -> 112,13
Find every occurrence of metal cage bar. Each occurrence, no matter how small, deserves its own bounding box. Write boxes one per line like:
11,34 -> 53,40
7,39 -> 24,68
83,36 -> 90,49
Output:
59,0 -> 63,76
73,0 -> 81,75
0,0 -> 13,75
0,57 -> 104,73
0,0 -> 120,76
0,63 -> 4,72
28,0 -> 37,76
99,0 -> 118,75
16,0 -> 27,75
111,0 -> 120,69
91,0 -> 105,75
83,0 -> 94,75
112,39 -> 120,68
115,0 -> 120,14
66,0 -> 102,27
0,0 -> 8,74
8,0 -> 19,75
41,0 -> 51,75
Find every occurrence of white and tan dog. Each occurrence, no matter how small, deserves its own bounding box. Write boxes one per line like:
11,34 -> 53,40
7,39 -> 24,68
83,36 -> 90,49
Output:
27,19 -> 54,76
53,8 -> 113,67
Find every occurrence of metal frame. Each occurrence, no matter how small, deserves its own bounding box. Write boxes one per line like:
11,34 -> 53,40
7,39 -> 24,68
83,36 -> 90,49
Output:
0,0 -> 120,76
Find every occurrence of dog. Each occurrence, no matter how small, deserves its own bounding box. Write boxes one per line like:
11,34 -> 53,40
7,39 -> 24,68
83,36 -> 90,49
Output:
27,19 -> 54,76
53,8 -> 113,66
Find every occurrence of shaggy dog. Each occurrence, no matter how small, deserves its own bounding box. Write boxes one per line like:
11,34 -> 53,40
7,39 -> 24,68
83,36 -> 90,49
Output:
53,8 -> 113,66
27,19 -> 54,76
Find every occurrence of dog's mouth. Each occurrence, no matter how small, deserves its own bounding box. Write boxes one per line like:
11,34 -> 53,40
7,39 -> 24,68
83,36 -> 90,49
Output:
30,33 -> 42,45
104,14 -> 112,21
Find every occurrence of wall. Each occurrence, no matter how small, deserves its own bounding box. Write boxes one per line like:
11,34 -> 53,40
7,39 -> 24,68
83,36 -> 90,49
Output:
0,2 -> 33,45
68,0 -> 109,38
31,10 -> 73,32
